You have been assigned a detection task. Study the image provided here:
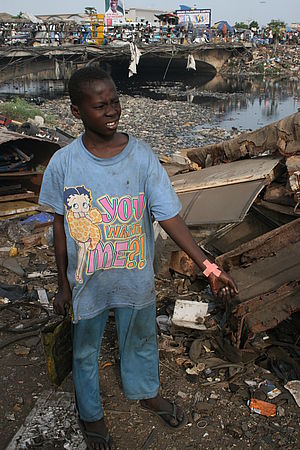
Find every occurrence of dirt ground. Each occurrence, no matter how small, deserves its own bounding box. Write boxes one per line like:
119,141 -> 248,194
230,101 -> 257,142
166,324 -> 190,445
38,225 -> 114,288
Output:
0,231 -> 300,450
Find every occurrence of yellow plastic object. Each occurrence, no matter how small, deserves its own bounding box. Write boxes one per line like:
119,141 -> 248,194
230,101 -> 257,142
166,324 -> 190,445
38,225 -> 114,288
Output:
90,14 -> 105,45
9,244 -> 18,257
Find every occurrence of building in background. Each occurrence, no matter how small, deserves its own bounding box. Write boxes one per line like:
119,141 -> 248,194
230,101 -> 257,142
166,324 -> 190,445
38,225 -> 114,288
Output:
125,8 -> 165,26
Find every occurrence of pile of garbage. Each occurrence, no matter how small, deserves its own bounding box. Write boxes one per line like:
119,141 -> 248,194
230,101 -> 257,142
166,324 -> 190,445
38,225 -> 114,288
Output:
223,44 -> 300,76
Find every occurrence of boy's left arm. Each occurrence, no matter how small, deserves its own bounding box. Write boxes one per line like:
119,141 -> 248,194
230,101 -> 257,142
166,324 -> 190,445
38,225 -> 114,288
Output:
159,214 -> 238,301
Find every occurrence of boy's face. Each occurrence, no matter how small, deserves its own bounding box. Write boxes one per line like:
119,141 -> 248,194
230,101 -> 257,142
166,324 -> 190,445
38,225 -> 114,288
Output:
71,79 -> 121,138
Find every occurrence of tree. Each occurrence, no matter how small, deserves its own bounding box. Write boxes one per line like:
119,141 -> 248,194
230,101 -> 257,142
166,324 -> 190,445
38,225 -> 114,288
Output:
12,11 -> 23,18
267,19 -> 286,46
267,19 -> 286,33
85,7 -> 97,15
234,21 -> 249,30
249,20 -> 259,30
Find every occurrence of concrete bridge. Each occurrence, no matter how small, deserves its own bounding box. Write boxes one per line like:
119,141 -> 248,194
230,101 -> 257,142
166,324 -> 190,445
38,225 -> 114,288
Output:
0,42 -> 251,82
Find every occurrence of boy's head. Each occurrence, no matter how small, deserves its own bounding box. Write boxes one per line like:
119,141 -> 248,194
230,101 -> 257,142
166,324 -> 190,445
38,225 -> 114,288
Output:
68,67 -> 121,137
68,66 -> 113,107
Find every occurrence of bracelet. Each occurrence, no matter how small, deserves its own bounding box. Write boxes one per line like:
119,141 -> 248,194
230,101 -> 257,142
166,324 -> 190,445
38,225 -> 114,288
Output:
203,259 -> 221,278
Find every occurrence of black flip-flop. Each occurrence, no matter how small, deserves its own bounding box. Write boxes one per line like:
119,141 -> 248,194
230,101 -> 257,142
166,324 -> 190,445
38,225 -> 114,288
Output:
78,418 -> 113,449
141,402 -> 187,431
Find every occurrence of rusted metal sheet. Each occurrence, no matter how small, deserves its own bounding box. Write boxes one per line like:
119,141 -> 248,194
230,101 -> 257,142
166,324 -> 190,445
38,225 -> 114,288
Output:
216,219 -> 300,348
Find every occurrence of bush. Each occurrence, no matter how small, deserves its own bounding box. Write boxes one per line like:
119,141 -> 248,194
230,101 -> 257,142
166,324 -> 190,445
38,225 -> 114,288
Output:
0,98 -> 54,124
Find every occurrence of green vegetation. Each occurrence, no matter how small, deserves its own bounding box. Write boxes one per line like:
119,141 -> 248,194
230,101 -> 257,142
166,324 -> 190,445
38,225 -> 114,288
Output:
0,98 -> 56,125
234,22 -> 249,30
249,20 -> 259,30
12,11 -> 23,19
267,19 -> 286,30
256,63 -> 265,74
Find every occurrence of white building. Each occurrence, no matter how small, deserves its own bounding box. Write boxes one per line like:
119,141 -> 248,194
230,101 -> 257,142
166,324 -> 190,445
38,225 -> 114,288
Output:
125,8 -> 165,25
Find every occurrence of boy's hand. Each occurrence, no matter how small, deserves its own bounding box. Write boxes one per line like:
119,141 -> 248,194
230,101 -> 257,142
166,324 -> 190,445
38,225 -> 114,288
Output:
54,287 -> 72,315
208,271 -> 238,301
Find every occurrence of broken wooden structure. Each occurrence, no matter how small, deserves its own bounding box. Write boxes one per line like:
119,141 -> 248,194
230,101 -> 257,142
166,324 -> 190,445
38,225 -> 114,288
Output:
0,128 -> 60,219
166,112 -> 300,346
216,219 -> 300,348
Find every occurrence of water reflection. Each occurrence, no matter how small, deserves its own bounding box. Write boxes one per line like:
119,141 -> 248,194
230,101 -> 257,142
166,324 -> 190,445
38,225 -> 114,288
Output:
210,77 -> 300,130
0,58 -> 299,130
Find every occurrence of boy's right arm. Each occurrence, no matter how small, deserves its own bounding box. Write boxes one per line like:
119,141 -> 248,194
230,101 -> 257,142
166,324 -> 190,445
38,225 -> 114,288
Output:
53,213 -> 72,315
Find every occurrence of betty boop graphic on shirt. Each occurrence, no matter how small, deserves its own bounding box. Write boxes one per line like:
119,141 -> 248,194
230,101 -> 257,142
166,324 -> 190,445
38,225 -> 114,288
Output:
64,186 -> 102,284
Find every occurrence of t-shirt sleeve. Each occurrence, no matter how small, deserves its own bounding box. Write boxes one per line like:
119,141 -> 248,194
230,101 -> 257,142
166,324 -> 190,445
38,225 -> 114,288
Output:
145,149 -> 182,221
38,151 -> 65,215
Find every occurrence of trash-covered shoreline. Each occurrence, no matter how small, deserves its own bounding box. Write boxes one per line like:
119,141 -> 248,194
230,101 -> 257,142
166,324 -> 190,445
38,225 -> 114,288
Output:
36,93 -> 241,154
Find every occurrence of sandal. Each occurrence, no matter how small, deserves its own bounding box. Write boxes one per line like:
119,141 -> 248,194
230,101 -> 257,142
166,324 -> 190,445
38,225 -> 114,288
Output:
78,418 -> 113,449
141,401 -> 187,431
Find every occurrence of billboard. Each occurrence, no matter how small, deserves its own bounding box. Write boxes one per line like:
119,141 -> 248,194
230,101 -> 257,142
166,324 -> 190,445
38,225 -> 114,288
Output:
105,0 -> 125,26
176,9 -> 211,27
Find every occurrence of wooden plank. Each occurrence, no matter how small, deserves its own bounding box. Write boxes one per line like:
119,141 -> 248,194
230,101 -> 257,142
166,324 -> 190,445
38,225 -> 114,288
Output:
0,211 -> 38,220
216,219 -> 300,269
257,199 -> 300,217
171,157 -> 282,193
0,191 -> 35,202
0,171 -> 41,177
0,200 -> 39,217
229,242 -> 300,302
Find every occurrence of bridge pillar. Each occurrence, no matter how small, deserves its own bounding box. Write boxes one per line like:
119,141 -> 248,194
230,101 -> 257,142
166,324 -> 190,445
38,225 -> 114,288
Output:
193,48 -> 233,72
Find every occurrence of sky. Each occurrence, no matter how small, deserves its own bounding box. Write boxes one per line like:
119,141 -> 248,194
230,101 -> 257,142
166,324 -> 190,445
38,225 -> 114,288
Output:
4,1 -> 299,26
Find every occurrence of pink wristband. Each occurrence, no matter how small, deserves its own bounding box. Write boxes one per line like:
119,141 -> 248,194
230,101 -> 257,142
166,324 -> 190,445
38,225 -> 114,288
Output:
203,259 -> 221,278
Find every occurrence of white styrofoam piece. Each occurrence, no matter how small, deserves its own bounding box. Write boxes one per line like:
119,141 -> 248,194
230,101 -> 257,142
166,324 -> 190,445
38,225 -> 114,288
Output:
171,299 -> 208,330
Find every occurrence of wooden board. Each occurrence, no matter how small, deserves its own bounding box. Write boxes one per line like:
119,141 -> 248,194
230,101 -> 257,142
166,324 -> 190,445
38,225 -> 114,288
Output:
229,242 -> 300,302
0,191 -> 35,202
0,200 -> 39,217
256,199 -> 300,217
171,157 -> 282,193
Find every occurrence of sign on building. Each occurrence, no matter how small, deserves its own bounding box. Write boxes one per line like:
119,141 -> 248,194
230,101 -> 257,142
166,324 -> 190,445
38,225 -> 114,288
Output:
105,0 -> 125,26
175,9 -> 211,27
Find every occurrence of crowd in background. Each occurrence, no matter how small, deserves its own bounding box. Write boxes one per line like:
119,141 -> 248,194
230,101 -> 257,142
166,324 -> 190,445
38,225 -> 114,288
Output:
0,19 -> 299,47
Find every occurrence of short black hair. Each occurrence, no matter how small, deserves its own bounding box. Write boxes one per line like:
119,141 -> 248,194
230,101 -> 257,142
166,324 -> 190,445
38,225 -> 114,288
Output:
68,66 -> 113,106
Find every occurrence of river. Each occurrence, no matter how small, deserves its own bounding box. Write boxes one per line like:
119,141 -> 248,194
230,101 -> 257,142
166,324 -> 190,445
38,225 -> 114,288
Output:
0,61 -> 299,132
118,75 -> 300,131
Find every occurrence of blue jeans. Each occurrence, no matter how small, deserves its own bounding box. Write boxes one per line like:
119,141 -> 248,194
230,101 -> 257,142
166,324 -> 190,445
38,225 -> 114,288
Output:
73,303 -> 159,422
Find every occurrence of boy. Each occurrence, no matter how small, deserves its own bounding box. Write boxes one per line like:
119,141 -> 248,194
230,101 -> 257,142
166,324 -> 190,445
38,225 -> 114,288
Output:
39,67 -> 238,450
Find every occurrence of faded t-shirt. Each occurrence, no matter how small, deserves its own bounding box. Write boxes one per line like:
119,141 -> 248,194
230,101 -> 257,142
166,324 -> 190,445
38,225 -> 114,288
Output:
39,135 -> 181,322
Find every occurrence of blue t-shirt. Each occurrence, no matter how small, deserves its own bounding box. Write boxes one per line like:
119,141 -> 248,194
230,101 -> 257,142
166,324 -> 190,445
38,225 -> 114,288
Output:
39,135 -> 181,322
